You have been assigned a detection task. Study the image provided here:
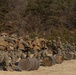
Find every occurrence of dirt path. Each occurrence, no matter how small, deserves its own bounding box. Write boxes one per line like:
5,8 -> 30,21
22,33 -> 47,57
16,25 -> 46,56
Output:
0,60 -> 76,75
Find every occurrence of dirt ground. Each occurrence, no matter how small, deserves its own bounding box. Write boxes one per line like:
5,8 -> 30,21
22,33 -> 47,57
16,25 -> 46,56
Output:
0,60 -> 76,75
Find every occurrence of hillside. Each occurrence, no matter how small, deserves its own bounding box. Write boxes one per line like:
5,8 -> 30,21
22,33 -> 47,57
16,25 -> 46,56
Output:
0,0 -> 76,42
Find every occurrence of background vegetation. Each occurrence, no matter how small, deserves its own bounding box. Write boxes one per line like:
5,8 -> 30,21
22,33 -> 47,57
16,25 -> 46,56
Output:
0,0 -> 76,42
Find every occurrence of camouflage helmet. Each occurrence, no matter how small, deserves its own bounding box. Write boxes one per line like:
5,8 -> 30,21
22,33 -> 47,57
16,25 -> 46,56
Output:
11,34 -> 18,39
72,43 -> 75,46
48,40 -> 51,43
35,36 -> 38,39
0,33 -> 8,37
24,35 -> 30,40
65,41 -> 68,44
19,36 -> 23,40
57,37 -> 61,40
39,38 -> 45,41
52,40 -> 56,43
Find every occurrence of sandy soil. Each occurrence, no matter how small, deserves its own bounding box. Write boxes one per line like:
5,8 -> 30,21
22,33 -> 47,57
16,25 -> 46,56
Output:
0,60 -> 76,75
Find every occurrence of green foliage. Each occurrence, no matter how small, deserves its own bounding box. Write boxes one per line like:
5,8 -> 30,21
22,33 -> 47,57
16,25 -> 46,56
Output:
0,0 -> 76,42
0,0 -> 9,19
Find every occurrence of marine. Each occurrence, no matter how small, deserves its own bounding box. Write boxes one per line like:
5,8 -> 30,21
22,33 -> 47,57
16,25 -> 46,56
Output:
0,33 -> 13,71
32,37 -> 41,59
51,40 -> 58,55
56,37 -> 62,54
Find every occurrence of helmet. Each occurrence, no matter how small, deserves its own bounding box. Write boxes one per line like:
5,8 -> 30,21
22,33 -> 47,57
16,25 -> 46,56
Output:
48,40 -> 51,43
53,40 -> 56,43
39,38 -> 45,41
57,37 -> 61,39
0,33 -> 8,37
11,34 -> 18,39
24,35 -> 30,40
35,37 -> 38,39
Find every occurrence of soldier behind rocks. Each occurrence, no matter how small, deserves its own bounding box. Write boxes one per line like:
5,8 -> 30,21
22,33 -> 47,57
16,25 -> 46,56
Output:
0,33 -> 13,71
64,42 -> 73,52
66,43 -> 76,53
56,37 -> 62,55
71,43 -> 76,53
22,35 -> 33,57
46,40 -> 53,56
51,40 -> 58,55
5,34 -> 25,67
39,38 -> 48,58
17,36 -> 27,59
32,37 -> 41,59
74,43 -> 76,51
7,33 -> 20,66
